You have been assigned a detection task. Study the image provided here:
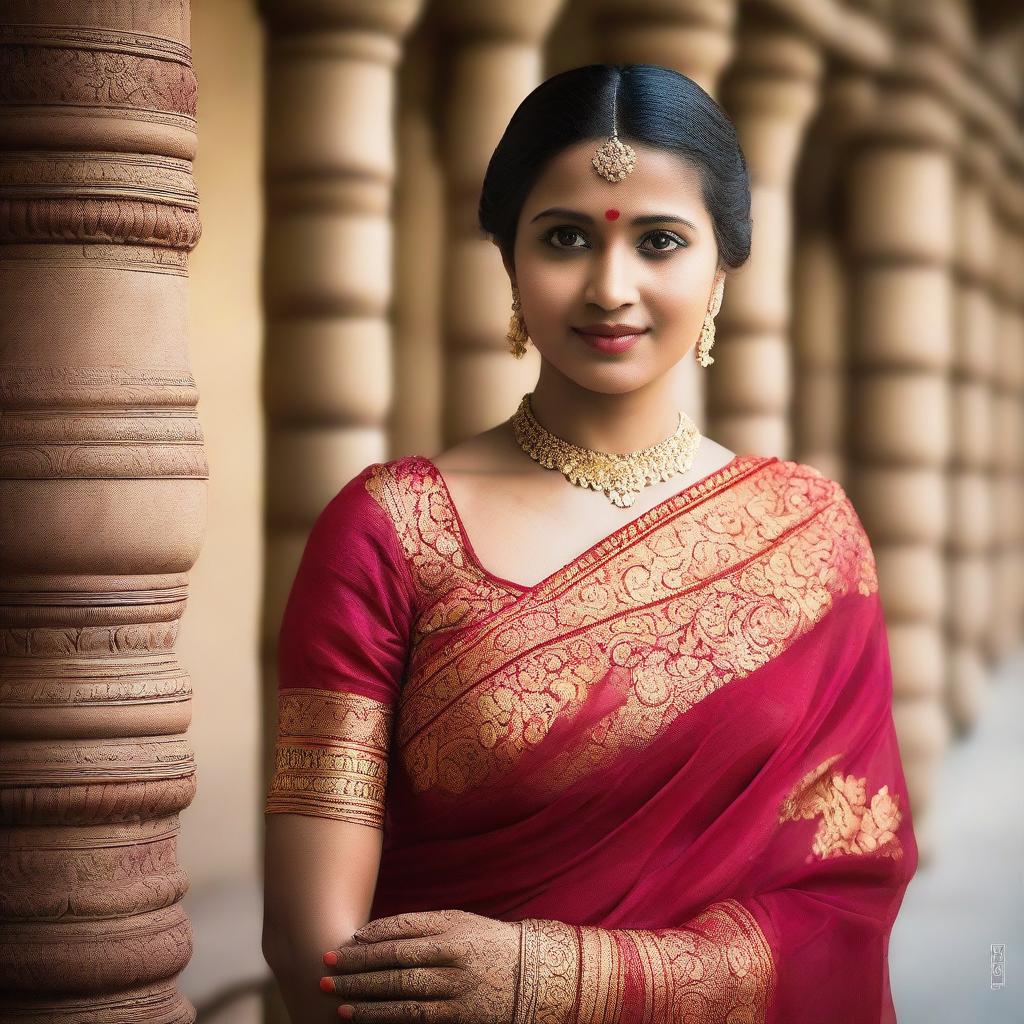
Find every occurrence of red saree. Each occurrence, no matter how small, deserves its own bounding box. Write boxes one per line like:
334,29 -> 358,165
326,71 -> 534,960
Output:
265,452 -> 918,1022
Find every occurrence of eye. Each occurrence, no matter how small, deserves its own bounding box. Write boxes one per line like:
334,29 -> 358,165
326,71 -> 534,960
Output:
542,226 -> 588,250
639,230 -> 687,255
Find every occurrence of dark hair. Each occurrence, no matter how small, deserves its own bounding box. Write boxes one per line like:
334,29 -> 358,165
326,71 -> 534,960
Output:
478,64 -> 751,272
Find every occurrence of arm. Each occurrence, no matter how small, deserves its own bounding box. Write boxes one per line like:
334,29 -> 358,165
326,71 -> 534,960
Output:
262,814 -> 382,1023
260,464 -> 416,1021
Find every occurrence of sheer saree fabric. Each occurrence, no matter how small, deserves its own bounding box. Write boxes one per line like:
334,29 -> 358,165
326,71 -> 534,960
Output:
265,453 -> 918,1023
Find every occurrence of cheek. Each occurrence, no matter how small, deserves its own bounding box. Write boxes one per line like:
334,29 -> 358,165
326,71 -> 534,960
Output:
516,264 -> 573,320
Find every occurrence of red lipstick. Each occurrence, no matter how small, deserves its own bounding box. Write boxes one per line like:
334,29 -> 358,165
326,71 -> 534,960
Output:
572,323 -> 649,354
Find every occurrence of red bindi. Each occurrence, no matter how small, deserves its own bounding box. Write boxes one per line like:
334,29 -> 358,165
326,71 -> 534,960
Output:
604,208 -> 620,221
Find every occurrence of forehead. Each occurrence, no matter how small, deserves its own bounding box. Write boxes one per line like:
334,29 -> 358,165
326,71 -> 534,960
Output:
521,138 -> 706,218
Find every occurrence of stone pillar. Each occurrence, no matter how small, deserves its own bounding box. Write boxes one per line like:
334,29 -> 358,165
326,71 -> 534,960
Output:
791,44 -> 889,482
844,0 -> 969,859
712,1 -> 827,457
587,0 -> 741,432
258,0 -> 424,777
947,110 -> 999,733
0,2 -> 204,1021
989,159 -> 1024,660
434,0 -> 568,443
391,21 -> 445,458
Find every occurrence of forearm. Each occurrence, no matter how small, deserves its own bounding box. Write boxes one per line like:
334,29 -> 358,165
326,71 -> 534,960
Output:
264,921 -> 360,1024
514,900 -> 775,1024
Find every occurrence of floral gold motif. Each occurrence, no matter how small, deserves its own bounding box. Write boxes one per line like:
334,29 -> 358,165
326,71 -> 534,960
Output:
778,753 -> 904,861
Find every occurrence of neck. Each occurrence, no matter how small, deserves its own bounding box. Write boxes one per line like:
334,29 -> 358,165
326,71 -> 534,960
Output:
528,361 -> 689,454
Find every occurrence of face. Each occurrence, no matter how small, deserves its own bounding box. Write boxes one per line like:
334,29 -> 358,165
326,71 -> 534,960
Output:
506,138 -> 725,392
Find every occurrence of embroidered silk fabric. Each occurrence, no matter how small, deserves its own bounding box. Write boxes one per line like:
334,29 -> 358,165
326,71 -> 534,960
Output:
265,452 -> 918,1022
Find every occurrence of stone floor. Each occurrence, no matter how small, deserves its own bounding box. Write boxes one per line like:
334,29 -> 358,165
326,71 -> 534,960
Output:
890,646 -> 1024,1024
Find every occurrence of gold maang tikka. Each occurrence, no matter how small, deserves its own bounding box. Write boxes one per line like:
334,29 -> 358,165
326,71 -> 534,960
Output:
592,91 -> 637,182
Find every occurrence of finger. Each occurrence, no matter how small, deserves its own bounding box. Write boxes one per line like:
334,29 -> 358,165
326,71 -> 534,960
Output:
334,998 -> 448,1022
324,936 -> 454,974
324,965 -> 458,1003
352,909 -> 463,944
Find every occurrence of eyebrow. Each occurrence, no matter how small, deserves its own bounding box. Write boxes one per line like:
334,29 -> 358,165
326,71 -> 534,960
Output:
530,207 -> 697,231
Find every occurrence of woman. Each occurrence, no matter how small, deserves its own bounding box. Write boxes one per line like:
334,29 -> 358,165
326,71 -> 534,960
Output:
262,63 -> 918,1023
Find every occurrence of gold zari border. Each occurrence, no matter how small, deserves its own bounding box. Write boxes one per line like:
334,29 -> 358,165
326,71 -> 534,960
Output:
514,900 -> 775,1023
264,687 -> 393,830
365,456 -> 880,799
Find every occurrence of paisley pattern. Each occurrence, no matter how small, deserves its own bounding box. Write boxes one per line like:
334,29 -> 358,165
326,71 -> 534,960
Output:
364,454 -> 878,799
264,688 -> 393,829
778,753 -> 905,861
514,900 -> 774,1023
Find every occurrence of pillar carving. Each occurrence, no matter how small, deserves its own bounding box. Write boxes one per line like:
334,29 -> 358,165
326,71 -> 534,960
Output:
844,0 -> 970,858
433,0 -> 568,444
0,2 -> 203,1021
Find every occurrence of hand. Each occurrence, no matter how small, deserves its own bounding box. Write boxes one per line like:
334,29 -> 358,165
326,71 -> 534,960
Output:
320,908 -> 523,1022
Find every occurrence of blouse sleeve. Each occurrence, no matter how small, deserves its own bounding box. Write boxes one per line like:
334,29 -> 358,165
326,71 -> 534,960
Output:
263,464 -> 416,830
514,588 -> 917,1023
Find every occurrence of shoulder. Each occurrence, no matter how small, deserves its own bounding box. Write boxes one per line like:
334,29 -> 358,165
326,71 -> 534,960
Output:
303,457 -> 431,570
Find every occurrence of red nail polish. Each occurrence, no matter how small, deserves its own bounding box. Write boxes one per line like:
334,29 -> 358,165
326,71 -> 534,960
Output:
319,977 -> 334,993
323,950 -> 338,966
338,1005 -> 354,1019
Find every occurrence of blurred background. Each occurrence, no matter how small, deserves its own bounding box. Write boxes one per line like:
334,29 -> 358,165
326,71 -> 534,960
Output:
0,0 -> 1021,1022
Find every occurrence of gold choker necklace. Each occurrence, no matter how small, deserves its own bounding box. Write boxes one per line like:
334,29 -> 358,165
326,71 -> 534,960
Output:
510,392 -> 701,508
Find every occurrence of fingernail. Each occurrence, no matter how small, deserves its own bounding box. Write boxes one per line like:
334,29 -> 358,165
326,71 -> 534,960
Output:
323,950 -> 338,966
338,1006 -> 354,1019
319,977 -> 334,993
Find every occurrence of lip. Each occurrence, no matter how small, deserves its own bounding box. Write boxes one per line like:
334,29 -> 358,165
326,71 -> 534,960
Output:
574,323 -> 648,336
571,325 -> 648,354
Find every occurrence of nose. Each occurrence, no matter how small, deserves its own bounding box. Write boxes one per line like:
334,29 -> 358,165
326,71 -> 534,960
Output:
583,240 -> 639,311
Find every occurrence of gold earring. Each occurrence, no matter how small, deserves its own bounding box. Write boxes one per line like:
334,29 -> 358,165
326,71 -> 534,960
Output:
507,284 -> 529,359
697,278 -> 725,368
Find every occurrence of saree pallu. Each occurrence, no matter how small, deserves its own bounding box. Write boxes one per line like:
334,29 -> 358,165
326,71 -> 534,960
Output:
266,452 -> 918,1023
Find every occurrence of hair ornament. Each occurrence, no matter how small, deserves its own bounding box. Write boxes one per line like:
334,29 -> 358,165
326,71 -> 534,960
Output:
592,82 -> 636,182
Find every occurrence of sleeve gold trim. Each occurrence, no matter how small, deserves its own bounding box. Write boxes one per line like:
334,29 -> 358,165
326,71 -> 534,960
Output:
264,687 -> 394,830
515,899 -> 775,1023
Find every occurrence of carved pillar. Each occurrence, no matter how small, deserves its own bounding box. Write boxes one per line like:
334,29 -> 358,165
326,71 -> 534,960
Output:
257,0 -> 424,776
587,0 -> 740,433
391,20 -> 445,457
989,160 -> 1024,661
434,0 -> 568,443
947,107 -> 999,733
712,1 -> 826,457
0,2 -> 203,1021
982,20 -> 1024,659
844,0 -> 969,858
791,43 -> 889,481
